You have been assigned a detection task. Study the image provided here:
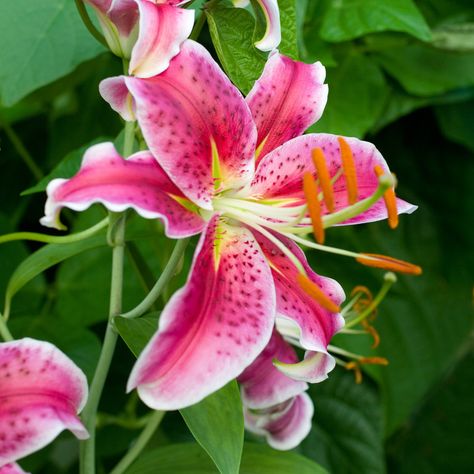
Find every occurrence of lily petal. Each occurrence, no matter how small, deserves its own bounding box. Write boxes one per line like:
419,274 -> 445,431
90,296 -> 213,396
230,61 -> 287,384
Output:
40,142 -> 205,238
129,2 -> 194,78
127,215 -> 276,410
233,0 -> 281,51
122,40 -> 257,209
0,464 -> 29,474
246,53 -> 327,160
254,230 -> 344,382
0,338 -> 88,466
99,76 -> 135,121
244,392 -> 314,450
238,331 -> 307,410
250,134 -> 417,224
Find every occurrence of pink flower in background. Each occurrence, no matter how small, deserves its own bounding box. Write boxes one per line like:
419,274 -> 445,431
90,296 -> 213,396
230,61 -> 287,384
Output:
40,39 -> 415,428
0,339 -> 88,470
85,0 -> 194,77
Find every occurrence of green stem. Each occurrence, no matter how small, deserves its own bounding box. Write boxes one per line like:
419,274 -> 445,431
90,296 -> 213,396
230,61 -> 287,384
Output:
0,217 -> 109,246
109,411 -> 165,474
74,0 -> 108,48
190,10 -> 207,40
121,238 -> 189,319
0,313 -> 14,341
80,214 -> 126,474
123,120 -> 135,157
1,119 -> 43,181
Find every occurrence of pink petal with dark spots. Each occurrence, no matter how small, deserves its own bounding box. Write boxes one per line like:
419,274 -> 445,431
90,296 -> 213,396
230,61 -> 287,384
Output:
125,40 -> 257,209
244,392 -> 314,450
238,331 -> 307,409
40,142 -> 205,238
129,2 -> 194,78
246,53 -> 327,160
0,463 -> 29,474
127,215 -> 276,410
249,134 -> 417,224
0,338 -> 88,466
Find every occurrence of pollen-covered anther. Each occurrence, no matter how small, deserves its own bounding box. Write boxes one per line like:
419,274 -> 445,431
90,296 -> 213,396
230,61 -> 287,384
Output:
297,273 -> 341,313
338,137 -> 358,205
356,253 -> 422,275
361,320 -> 381,349
374,164 -> 399,229
311,148 -> 334,212
345,361 -> 362,384
302,171 -> 325,244
345,356 -> 389,384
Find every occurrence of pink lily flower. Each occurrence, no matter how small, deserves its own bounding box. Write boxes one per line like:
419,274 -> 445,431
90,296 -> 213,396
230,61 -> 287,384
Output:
0,339 -> 88,469
40,40 -> 416,412
84,0 -> 194,77
238,331 -> 313,449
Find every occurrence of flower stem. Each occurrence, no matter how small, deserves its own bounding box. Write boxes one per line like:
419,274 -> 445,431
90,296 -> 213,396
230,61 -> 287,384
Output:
0,217 -> 109,246
109,410 -> 165,474
120,238 -> 189,319
0,313 -> 13,341
74,0 -> 108,48
0,118 -> 43,181
80,213 -> 126,474
190,10 -> 207,40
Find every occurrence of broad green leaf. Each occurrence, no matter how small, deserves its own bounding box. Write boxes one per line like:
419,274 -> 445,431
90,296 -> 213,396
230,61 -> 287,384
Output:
388,348 -> 474,473
435,99 -> 474,151
310,53 -> 388,137
0,0 -> 105,106
4,234 -> 106,319
320,0 -> 431,42
301,369 -> 385,474
207,6 -> 267,94
375,44 -> 474,96
181,382 -> 244,474
115,314 -> 159,356
116,314 -> 245,474
277,0 -> 298,58
124,443 -> 328,474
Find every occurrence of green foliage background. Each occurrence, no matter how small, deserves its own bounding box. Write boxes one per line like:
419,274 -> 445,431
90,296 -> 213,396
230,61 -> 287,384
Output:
0,0 -> 473,472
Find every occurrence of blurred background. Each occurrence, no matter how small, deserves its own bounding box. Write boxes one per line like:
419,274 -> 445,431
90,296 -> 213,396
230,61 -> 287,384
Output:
0,0 -> 473,472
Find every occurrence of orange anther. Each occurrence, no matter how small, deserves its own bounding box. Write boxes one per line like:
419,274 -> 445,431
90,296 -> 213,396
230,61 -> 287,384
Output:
356,253 -> 422,275
303,172 -> 325,244
338,137 -> 358,205
361,320 -> 381,349
311,148 -> 335,212
350,285 -> 373,301
297,273 -> 341,313
374,165 -> 399,229
345,361 -> 363,384
359,356 -> 389,366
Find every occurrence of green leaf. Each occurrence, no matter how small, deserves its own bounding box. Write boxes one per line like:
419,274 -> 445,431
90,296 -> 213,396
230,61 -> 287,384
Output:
310,53 -> 388,137
278,0 -> 298,58
115,314 -> 159,357
124,443 -> 328,474
432,23 -> 474,51
116,314 -> 245,474
0,0 -> 105,106
435,99 -> 474,151
4,234 -> 106,319
320,0 -> 431,42
375,44 -> 474,96
207,6 -> 267,94
181,382 -> 244,474
301,369 -> 385,474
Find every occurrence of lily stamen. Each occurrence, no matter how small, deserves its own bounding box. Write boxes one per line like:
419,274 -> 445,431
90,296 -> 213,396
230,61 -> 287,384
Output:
357,253 -> 422,275
303,172 -> 325,244
312,148 -> 334,212
297,273 -> 341,313
374,164 -> 399,229
338,137 -> 358,205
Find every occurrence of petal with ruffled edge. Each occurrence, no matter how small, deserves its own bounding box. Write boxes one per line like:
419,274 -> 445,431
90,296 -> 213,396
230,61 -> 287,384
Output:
114,40 -> 257,209
249,134 -> 417,224
238,331 -> 307,409
233,0 -> 281,51
127,215 -> 276,410
0,338 -> 88,466
99,76 -> 135,121
129,2 -> 194,78
0,464 -> 29,474
246,53 -> 327,161
244,392 -> 313,450
40,142 -> 205,238
253,230 -> 344,382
